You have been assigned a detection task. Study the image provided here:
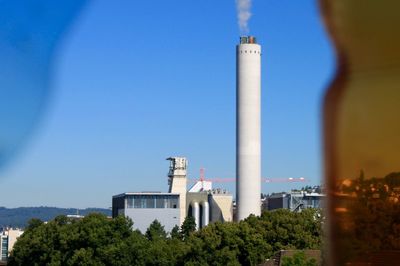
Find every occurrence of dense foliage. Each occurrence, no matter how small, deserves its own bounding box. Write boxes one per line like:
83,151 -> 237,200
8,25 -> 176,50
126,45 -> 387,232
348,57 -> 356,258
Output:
8,209 -> 322,265
0,207 -> 111,228
281,251 -> 318,266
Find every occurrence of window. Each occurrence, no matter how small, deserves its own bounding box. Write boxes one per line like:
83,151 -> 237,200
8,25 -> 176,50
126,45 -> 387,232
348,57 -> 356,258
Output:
156,196 -> 166,208
134,196 -> 142,208
146,196 -> 155,208
127,196 -> 134,208
140,197 -> 146,208
127,195 -> 179,209
1,237 -> 8,261
168,196 -> 179,208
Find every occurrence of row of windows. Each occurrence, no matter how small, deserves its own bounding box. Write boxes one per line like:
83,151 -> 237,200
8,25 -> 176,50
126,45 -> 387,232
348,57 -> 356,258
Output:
126,195 -> 179,209
1,238 -> 8,260
240,50 -> 261,54
303,200 -> 321,208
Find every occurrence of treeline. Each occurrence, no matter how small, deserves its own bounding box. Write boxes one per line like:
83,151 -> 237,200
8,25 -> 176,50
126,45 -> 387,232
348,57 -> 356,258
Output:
0,207 -> 111,228
8,209 -> 322,265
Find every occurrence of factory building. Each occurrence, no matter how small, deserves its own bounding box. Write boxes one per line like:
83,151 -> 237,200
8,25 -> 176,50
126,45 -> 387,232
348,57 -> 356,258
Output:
112,192 -> 181,232
236,36 -> 262,220
112,157 -> 233,232
264,188 -> 325,212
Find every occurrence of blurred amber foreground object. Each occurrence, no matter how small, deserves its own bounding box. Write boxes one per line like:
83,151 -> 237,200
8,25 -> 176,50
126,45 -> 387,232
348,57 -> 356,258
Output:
321,0 -> 400,265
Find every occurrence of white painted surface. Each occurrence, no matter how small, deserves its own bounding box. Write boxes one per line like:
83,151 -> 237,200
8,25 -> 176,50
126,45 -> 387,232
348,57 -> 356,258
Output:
124,208 -> 180,233
192,201 -> 200,230
188,180 -> 212,192
210,193 -> 233,222
236,40 -> 261,220
201,201 -> 209,227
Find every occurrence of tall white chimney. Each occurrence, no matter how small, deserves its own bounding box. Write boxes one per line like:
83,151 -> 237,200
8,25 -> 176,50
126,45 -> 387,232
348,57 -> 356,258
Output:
236,36 -> 261,220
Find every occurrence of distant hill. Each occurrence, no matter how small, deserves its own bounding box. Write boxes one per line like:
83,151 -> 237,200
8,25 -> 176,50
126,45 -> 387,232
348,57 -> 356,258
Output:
0,206 -> 111,228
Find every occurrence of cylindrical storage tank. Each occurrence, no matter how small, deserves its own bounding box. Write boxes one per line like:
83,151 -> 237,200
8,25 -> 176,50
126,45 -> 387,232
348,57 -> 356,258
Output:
192,201 -> 200,230
201,201 -> 209,228
236,36 -> 262,221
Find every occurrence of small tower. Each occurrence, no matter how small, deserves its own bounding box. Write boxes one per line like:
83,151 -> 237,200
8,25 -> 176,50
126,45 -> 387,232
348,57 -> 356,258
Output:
167,157 -> 187,225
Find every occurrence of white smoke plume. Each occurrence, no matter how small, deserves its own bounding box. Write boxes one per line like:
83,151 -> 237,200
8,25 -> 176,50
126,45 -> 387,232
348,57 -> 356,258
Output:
236,0 -> 252,34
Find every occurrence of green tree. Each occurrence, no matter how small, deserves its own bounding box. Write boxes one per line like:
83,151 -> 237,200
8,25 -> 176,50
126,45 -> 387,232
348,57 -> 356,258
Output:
8,213 -> 145,266
181,216 -> 196,239
181,222 -> 241,265
143,220 -> 182,265
26,218 -> 43,230
281,251 -> 318,266
8,209 -> 322,266
145,220 -> 167,241
170,225 -> 181,239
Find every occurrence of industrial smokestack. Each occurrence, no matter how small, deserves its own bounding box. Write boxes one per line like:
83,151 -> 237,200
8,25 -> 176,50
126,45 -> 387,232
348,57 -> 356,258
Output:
236,36 -> 261,221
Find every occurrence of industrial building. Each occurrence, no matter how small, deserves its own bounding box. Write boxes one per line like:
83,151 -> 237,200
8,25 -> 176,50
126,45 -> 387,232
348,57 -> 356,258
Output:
263,187 -> 325,212
112,157 -> 233,232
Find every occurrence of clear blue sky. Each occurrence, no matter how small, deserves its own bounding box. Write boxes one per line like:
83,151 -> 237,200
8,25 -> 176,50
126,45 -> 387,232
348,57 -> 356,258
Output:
0,0 -> 334,208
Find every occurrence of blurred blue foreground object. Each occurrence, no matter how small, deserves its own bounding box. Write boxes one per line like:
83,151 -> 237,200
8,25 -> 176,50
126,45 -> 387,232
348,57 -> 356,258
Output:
0,0 -> 86,170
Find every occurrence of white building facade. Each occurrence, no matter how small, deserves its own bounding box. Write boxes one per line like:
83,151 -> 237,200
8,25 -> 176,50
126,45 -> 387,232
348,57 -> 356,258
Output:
0,228 -> 24,261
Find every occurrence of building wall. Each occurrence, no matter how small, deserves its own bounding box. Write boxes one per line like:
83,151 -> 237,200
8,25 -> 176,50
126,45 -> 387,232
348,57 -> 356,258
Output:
0,229 -> 23,261
267,192 -> 325,211
268,195 -> 288,211
186,192 -> 209,211
169,176 -> 187,225
124,208 -> 180,233
210,194 -> 233,222
186,192 -> 233,227
6,230 -> 22,253
112,195 -> 125,217
112,193 -> 181,232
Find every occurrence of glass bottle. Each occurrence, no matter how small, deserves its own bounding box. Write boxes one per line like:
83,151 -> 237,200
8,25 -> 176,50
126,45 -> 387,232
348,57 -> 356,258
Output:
320,0 -> 400,265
